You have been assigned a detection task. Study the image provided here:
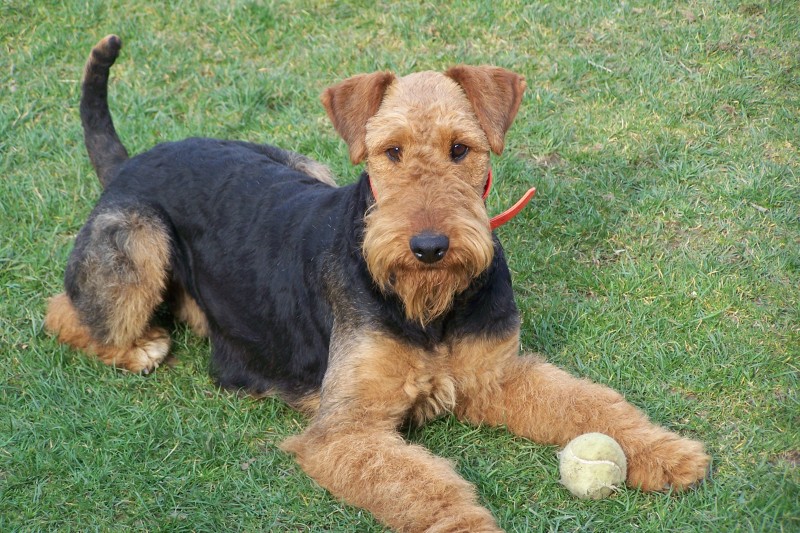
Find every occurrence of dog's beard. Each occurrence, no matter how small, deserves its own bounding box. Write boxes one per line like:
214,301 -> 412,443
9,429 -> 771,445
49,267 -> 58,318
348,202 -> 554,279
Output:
387,266 -> 475,325
363,216 -> 494,326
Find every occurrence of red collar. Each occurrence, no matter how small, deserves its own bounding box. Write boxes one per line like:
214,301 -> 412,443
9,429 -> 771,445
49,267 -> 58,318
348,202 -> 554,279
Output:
481,168 -> 537,229
368,169 -> 536,230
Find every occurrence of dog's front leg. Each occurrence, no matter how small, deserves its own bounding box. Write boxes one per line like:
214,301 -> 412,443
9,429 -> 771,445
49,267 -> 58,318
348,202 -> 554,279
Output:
451,334 -> 711,492
282,424 -> 498,532
281,331 -> 501,533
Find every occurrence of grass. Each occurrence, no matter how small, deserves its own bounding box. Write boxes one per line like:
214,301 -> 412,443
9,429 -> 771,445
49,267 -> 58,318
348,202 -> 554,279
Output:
1,0 -> 798,530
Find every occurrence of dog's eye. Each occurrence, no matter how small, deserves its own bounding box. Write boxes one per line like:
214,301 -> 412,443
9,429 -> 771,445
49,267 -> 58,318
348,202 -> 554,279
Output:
450,143 -> 469,162
386,146 -> 402,162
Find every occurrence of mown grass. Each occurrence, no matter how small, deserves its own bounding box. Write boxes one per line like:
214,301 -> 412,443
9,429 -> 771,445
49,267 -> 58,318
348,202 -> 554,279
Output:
2,1 -> 798,531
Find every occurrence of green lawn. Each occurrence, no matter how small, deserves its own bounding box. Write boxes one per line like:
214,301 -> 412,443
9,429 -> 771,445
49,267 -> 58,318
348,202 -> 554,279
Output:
2,1 -> 798,531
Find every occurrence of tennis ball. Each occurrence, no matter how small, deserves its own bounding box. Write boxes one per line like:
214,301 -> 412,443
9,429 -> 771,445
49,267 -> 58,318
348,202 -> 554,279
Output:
558,432 -> 627,500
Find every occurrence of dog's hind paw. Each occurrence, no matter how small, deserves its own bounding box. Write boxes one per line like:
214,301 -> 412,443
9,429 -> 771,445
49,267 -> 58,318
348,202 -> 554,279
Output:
122,327 -> 171,374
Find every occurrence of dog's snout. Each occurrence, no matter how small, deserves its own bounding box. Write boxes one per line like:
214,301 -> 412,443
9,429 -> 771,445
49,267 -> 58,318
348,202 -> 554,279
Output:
409,232 -> 449,264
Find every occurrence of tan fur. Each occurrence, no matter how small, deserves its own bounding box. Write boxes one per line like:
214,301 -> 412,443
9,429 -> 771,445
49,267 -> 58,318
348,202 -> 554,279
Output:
168,283 -> 210,337
282,428 -> 500,533
282,330 -> 498,532
286,151 -> 337,186
321,71 -> 396,164
249,387 -> 321,417
362,176 -> 493,324
444,66 -> 527,155
449,334 -> 710,491
317,328 -> 457,426
84,209 -> 171,346
46,207 -> 172,373
289,391 -> 322,417
325,70 -> 510,324
45,293 -> 170,373
283,319 -> 708,529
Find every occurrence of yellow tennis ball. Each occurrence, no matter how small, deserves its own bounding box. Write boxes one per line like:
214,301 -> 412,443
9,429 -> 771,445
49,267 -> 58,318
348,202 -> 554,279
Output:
558,432 -> 627,500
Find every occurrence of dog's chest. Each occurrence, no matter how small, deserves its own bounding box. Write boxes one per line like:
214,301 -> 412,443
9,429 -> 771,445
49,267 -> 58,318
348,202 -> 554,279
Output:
403,356 -> 457,426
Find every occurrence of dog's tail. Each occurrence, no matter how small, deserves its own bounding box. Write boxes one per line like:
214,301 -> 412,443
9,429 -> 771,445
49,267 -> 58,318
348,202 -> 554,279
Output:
81,35 -> 129,187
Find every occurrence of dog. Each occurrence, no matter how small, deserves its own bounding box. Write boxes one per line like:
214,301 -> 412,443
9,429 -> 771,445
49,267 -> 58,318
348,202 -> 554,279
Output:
45,35 -> 710,532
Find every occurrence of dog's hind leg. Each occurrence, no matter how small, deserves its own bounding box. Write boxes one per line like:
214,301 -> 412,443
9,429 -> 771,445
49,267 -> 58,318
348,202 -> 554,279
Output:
167,282 -> 209,337
45,205 -> 171,373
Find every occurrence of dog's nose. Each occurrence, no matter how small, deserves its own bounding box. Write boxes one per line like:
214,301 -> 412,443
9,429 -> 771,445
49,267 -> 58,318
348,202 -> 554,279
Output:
409,232 -> 449,264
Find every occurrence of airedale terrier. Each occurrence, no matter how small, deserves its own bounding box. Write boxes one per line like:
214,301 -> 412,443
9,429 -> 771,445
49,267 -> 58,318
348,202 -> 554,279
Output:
46,35 -> 710,532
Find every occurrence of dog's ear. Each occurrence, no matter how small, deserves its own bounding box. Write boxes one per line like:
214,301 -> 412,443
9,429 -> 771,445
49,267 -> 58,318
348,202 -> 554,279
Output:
445,66 -> 526,155
321,72 -> 396,164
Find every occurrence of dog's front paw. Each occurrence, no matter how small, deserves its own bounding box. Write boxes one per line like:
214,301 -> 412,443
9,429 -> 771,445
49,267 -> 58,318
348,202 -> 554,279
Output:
626,433 -> 711,492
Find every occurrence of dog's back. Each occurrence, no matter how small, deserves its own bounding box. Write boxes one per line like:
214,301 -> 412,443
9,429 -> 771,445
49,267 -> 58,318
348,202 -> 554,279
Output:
104,137 -> 357,398
52,36 -> 357,406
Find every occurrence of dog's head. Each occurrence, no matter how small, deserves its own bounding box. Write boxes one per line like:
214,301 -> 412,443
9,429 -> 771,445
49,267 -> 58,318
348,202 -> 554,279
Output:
322,66 -> 526,324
